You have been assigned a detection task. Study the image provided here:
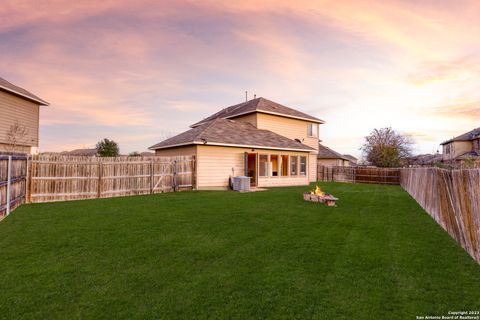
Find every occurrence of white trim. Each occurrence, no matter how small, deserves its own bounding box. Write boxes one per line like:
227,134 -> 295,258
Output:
149,142 -> 196,150
150,141 -> 314,152
190,110 -> 324,127
258,110 -> 325,124
307,123 -> 319,138
196,141 -> 313,152
0,85 -> 49,106
299,155 -> 307,176
258,154 -> 269,177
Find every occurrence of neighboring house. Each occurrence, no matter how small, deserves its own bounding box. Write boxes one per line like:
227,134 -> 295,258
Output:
342,154 -> 358,166
0,77 -> 49,154
149,97 -> 324,189
61,148 -> 98,156
441,127 -> 480,162
140,151 -> 155,156
317,144 -> 351,167
403,153 -> 443,167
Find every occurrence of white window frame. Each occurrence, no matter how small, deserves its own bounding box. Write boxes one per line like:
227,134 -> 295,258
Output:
307,123 -> 318,138
299,156 -> 307,176
279,155 -> 289,177
270,154 -> 280,177
259,154 -> 269,177
290,156 -> 298,176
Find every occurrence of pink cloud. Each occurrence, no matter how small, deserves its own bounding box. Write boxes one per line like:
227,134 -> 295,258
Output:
1,0 -> 480,154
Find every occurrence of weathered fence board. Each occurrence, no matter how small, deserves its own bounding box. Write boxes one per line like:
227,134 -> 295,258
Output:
318,165 -> 400,185
29,155 -> 195,203
401,168 -> 480,263
0,153 -> 28,218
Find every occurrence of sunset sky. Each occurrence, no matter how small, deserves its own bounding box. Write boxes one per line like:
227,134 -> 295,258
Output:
1,0 -> 479,156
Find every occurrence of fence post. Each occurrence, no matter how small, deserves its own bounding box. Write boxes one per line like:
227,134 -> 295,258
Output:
173,160 -> 177,192
6,156 -> 12,216
26,156 -> 31,203
192,156 -> 196,190
150,159 -> 154,194
97,161 -> 103,198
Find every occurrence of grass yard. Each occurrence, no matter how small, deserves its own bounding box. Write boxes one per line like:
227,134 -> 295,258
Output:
0,182 -> 479,319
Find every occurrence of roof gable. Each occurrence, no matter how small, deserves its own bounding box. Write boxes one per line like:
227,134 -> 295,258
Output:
342,154 -> 357,162
191,97 -> 324,127
318,143 -> 350,160
0,77 -> 49,106
149,118 -> 314,152
441,127 -> 480,145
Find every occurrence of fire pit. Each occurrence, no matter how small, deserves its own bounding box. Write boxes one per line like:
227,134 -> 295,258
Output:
303,185 -> 338,206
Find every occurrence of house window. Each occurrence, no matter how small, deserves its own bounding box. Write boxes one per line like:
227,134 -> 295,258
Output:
280,155 -> 289,176
290,156 -> 298,176
307,123 -> 318,137
300,156 -> 307,175
270,155 -> 279,176
259,155 -> 268,177
445,144 -> 451,154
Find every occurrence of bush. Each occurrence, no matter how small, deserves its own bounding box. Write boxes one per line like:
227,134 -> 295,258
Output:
96,138 -> 120,157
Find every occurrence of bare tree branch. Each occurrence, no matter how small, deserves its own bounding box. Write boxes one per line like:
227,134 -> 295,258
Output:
360,127 -> 414,167
5,120 -> 29,151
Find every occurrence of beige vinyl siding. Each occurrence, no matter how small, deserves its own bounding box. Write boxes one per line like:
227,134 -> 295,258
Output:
231,113 -> 257,127
258,176 -> 308,187
155,145 -> 197,157
443,141 -> 472,161
0,142 -> 31,153
256,113 -> 319,152
308,154 -> 317,182
196,145 -> 310,189
0,90 -> 40,147
318,159 -> 337,167
318,158 -> 350,167
196,145 -> 244,189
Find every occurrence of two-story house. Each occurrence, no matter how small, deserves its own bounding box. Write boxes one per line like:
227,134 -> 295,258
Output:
317,143 -> 352,167
0,77 -> 49,154
441,127 -> 480,162
149,97 -> 324,189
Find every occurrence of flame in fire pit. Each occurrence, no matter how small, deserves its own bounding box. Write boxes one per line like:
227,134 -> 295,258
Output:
311,185 -> 325,197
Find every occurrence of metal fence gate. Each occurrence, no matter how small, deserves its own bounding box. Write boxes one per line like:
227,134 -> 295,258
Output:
0,154 -> 28,219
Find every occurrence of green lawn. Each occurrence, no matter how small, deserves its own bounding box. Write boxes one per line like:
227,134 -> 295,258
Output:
0,182 -> 479,319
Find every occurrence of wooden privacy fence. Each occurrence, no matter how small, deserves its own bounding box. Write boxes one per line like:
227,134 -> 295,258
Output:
28,155 -> 195,203
318,165 -> 400,185
0,154 -> 28,218
401,168 -> 480,263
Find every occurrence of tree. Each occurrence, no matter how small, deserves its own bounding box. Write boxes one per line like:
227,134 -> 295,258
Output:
5,120 -> 28,152
96,138 -> 120,157
361,127 -> 413,167
129,151 -> 141,157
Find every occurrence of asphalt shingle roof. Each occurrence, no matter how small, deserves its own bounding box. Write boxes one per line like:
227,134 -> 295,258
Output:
458,150 -> 480,159
149,118 -> 314,151
0,77 -> 49,105
441,127 -> 480,145
342,154 -> 357,162
191,97 -> 323,127
317,143 -> 350,160
61,149 -> 98,156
